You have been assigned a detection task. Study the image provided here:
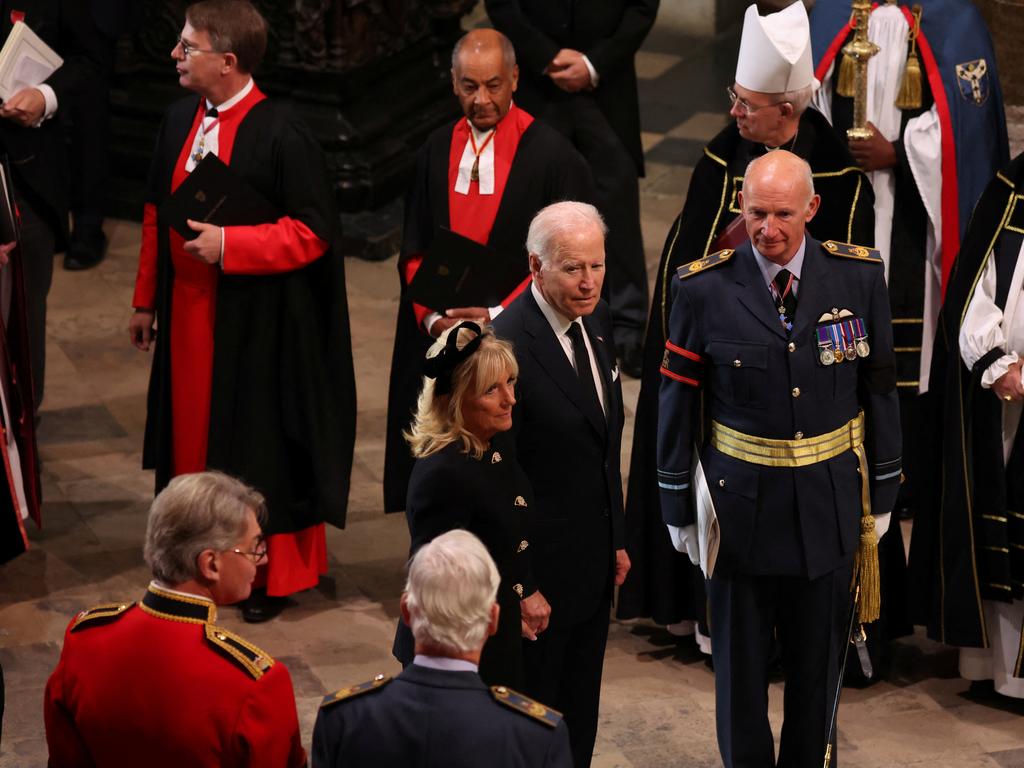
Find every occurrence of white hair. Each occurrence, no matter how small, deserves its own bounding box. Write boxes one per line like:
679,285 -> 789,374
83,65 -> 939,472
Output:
404,530 -> 500,655
526,200 -> 607,266
780,83 -> 814,116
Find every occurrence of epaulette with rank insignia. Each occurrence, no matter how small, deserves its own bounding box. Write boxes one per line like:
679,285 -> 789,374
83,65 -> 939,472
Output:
320,674 -> 392,708
70,601 -> 134,632
491,685 -> 563,728
677,249 -> 733,280
821,240 -> 882,263
204,624 -> 275,680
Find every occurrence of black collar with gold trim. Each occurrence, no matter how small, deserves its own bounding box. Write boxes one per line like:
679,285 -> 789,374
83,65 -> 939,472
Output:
140,584 -> 217,624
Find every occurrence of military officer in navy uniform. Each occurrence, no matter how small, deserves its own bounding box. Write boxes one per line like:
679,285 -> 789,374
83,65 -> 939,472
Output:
657,150 -> 902,768
313,530 -> 572,768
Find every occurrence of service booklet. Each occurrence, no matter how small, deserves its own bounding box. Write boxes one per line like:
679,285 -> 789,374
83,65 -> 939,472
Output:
407,228 -> 526,311
159,154 -> 278,240
0,21 -> 62,101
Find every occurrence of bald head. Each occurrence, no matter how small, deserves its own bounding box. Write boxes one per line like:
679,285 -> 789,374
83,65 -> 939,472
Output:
452,29 -> 516,71
738,150 -> 820,266
451,29 -> 519,130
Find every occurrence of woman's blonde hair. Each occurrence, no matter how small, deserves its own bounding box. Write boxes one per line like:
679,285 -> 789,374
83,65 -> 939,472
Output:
405,323 -> 518,459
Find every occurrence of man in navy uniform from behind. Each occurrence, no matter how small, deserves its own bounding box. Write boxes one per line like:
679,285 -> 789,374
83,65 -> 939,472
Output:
313,529 -> 572,768
657,150 -> 902,767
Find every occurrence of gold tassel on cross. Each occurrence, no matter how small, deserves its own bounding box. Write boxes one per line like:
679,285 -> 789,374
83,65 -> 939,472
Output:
895,4 -> 923,109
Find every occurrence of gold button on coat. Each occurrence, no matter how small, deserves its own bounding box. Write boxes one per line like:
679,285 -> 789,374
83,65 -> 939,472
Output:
718,478 -> 726,487
795,431 -> 804,439
787,342 -> 796,352
733,359 -> 741,367
791,387 -> 801,397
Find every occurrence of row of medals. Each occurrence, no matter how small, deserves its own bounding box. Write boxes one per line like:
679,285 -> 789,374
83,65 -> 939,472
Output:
816,309 -> 870,367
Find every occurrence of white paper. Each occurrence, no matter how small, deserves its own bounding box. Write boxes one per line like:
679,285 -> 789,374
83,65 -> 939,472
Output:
693,453 -> 720,578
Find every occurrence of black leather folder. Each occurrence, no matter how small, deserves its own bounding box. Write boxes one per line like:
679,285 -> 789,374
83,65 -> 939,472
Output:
406,228 -> 526,310
159,153 -> 278,240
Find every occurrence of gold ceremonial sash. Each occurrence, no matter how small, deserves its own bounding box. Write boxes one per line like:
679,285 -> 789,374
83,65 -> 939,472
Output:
710,412 -> 864,468
708,411 -> 881,623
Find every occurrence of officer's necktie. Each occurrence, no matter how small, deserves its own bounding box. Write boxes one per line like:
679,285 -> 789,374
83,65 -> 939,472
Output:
772,268 -> 797,332
566,322 -> 603,416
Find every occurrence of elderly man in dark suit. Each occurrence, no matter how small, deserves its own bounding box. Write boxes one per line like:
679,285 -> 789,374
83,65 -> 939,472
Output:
493,201 -> 629,768
486,0 -> 658,376
313,529 -> 572,768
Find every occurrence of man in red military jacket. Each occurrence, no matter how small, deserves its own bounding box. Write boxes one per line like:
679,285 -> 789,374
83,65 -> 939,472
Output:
128,0 -> 356,621
44,471 -> 306,767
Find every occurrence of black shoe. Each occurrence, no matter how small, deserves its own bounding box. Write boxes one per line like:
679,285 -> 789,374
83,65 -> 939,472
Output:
618,341 -> 644,379
63,232 -> 107,271
241,588 -> 286,623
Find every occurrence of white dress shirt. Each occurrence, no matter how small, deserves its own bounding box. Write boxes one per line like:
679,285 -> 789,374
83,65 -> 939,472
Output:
531,281 -> 606,414
412,654 -> 479,673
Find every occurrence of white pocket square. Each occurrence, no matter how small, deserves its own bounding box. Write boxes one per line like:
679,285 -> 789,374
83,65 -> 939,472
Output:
611,365 -> 620,382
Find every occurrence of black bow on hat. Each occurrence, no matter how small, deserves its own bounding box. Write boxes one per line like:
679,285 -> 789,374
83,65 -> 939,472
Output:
423,321 -> 484,395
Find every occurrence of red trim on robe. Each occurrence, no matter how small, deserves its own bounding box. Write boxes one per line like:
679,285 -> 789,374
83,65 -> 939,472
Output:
222,219 -> 325,274
901,6 -> 960,295
253,523 -> 328,597
404,105 -> 536,329
815,6 -> 961,296
660,367 -> 700,387
133,203 -> 159,309
0,436 -> 28,552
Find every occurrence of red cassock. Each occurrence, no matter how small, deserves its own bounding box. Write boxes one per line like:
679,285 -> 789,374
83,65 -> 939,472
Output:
133,86 -> 327,595
44,584 -> 306,767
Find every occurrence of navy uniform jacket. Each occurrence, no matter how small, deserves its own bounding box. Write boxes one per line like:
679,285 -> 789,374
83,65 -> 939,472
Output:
312,664 -> 573,767
657,237 -> 902,578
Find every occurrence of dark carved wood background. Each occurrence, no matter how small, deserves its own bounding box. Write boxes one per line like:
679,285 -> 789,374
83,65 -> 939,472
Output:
108,0 -> 475,220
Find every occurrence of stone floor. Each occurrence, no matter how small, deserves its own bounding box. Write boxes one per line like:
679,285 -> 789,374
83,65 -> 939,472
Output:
3,13 -> 1024,768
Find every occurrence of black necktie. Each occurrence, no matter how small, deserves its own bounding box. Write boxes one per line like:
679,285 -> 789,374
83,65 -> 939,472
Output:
772,268 -> 797,331
566,322 -> 603,416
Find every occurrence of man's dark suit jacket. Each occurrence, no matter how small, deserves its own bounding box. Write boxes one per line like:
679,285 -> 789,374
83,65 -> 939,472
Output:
312,664 -> 573,768
485,0 -> 659,176
0,1 -> 103,248
493,289 -> 624,627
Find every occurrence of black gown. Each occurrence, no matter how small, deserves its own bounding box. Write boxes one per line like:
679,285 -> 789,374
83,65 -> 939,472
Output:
142,95 -> 356,534
392,433 -> 535,689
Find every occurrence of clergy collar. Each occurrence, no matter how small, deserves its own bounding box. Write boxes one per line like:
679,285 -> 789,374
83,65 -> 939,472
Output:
752,235 -> 808,289
140,581 -> 217,624
206,77 -> 254,115
413,654 -> 479,673
531,280 -> 582,338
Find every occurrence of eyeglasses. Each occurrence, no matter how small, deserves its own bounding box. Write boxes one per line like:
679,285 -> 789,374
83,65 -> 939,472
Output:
229,537 -> 268,563
727,86 -> 788,116
175,35 -> 221,57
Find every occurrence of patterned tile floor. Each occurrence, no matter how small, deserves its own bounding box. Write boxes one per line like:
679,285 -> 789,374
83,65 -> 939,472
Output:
2,14 -> 1024,768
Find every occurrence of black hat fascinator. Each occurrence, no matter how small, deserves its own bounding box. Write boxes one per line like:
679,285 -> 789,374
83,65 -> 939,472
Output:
423,321 -> 484,395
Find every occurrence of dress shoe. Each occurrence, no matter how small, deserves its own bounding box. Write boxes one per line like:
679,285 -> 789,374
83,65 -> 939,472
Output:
618,340 -> 644,379
241,587 -> 286,623
63,231 -> 107,271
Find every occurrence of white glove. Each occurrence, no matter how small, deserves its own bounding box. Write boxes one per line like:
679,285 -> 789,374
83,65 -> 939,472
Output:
874,512 -> 891,540
667,524 -> 699,565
